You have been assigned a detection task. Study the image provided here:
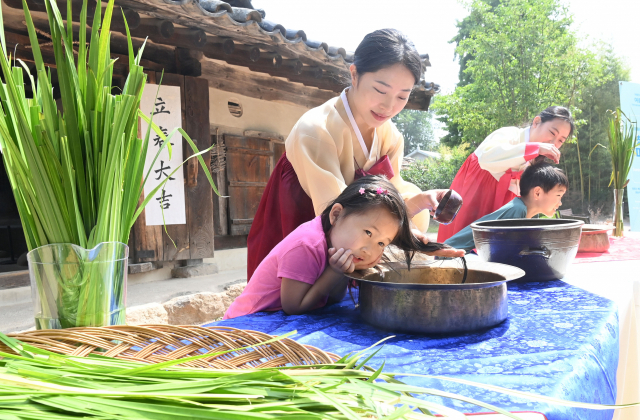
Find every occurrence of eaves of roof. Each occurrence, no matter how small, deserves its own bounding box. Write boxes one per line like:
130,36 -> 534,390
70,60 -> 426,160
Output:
115,0 -> 440,95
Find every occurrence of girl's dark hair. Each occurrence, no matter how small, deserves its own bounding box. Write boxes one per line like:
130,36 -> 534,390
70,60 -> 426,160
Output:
536,106 -> 575,138
320,175 -> 450,267
353,29 -> 422,85
520,161 -> 569,197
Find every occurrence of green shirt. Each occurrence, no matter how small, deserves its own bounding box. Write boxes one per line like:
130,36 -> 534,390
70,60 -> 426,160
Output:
444,197 -> 528,251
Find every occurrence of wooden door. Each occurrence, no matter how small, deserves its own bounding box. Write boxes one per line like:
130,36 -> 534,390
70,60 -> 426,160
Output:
222,134 -> 286,236
131,73 -> 214,262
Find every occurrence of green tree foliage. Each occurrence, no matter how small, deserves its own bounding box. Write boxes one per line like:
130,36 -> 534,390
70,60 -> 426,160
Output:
437,0 -> 501,147
392,109 -> 436,155
560,44 -> 631,216
401,144 -> 470,191
433,0 -> 602,149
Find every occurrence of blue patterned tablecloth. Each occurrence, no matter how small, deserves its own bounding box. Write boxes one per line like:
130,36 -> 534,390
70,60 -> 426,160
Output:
208,279 -> 618,420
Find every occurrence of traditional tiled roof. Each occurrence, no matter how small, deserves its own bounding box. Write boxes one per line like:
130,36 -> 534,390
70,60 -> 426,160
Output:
116,0 -> 439,95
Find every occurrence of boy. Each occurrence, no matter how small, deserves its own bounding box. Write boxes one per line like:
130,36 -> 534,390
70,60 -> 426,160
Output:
444,162 -> 569,251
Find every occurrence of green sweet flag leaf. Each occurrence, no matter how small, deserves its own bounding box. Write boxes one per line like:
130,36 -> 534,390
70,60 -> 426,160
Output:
0,0 -> 221,328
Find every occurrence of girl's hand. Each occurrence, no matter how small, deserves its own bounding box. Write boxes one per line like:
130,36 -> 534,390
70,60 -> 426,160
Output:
328,247 -> 356,274
538,143 -> 561,164
412,228 -> 465,258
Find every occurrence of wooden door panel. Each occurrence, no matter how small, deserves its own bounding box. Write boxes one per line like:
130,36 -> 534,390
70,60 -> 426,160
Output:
223,134 -> 276,236
227,185 -> 264,235
225,152 -> 270,183
273,142 -> 286,164
225,135 -> 271,151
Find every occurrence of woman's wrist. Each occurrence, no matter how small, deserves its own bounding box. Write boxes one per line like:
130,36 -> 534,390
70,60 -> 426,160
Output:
406,190 -> 446,218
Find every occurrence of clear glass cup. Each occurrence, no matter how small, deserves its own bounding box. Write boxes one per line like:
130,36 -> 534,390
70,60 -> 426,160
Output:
27,242 -> 128,329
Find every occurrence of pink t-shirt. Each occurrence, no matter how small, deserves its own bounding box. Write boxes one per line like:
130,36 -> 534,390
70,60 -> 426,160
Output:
224,216 -> 328,319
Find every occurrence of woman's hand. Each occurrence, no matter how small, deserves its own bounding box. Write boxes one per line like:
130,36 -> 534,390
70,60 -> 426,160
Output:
328,247 -> 356,274
412,228 -> 465,258
538,143 -> 561,164
406,189 -> 448,218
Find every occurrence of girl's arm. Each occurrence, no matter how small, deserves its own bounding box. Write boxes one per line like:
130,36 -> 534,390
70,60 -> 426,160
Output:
281,248 -> 354,315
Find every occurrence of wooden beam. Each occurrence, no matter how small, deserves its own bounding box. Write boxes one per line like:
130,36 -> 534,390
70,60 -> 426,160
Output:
234,43 -> 260,62
206,36 -> 234,55
4,0 -> 140,31
175,47 -> 201,77
171,27 -> 208,49
183,75 -> 214,259
200,58 -> 335,109
281,59 -> 302,75
19,13 -> 178,74
133,19 -> 174,40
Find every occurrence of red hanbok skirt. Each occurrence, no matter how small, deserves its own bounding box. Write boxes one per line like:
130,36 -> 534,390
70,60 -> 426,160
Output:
437,153 -> 520,243
246,153 -> 316,282
247,153 -> 395,282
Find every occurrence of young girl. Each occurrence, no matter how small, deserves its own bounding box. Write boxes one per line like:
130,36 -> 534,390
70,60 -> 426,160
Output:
224,176 -> 460,319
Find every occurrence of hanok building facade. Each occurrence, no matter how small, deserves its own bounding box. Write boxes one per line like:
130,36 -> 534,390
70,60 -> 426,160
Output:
0,0 -> 438,276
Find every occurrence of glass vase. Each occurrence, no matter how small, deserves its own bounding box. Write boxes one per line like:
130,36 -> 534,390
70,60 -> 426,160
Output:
27,242 -> 128,329
613,188 -> 625,237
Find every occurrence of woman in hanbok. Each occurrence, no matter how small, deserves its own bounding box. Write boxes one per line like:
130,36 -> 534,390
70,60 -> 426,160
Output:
247,29 -> 463,281
437,106 -> 574,243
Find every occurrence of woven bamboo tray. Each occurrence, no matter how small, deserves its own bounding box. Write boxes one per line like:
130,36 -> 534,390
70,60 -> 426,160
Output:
2,325 -> 339,369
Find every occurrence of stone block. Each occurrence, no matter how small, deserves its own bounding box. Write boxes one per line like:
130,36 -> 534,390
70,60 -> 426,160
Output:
128,262 -> 154,274
163,292 -> 225,325
124,282 -> 247,327
222,283 -> 246,308
126,303 -> 169,325
171,263 -> 218,278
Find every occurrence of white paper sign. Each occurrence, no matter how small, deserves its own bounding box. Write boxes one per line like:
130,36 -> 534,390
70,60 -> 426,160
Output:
619,81 -> 640,232
140,84 -> 186,226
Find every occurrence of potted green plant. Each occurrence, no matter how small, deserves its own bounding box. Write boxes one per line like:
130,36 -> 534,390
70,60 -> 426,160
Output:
0,0 -> 217,328
605,108 -> 638,237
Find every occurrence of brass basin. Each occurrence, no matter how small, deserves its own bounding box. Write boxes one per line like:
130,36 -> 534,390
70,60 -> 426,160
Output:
578,224 -> 613,253
346,260 -> 525,334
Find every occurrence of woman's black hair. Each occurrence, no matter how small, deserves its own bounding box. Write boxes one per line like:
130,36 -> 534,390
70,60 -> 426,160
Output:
320,175 -> 451,268
535,106 -> 576,138
352,29 -> 422,85
520,161 -> 569,197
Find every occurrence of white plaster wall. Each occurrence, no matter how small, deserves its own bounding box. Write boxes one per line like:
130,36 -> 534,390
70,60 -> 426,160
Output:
204,248 -> 247,272
209,87 -> 309,137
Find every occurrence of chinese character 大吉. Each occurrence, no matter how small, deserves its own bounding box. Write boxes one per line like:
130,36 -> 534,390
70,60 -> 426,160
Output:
154,160 -> 175,181
153,97 -> 171,115
156,190 -> 172,209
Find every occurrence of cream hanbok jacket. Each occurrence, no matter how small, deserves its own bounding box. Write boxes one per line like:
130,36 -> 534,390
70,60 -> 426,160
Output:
285,96 -> 430,232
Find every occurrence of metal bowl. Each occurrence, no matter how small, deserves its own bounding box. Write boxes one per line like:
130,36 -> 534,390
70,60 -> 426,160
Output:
346,260 -> 525,334
471,218 -> 584,281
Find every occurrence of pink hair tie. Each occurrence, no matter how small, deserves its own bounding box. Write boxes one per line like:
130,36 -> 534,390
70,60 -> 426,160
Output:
376,187 -> 387,195
359,188 -> 365,195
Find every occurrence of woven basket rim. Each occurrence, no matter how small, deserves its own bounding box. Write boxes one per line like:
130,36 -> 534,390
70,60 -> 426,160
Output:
3,325 -> 339,369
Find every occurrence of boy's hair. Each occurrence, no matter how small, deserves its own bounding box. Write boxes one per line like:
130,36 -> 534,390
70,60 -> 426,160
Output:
320,175 -> 451,267
520,161 -> 569,197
